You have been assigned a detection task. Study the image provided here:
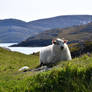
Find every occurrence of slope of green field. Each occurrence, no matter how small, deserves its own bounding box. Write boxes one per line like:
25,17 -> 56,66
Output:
0,47 -> 92,92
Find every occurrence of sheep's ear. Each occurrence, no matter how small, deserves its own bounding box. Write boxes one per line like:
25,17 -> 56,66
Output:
64,40 -> 68,43
52,40 -> 56,44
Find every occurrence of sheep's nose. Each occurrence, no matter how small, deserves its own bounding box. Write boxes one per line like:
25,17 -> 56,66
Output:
61,46 -> 64,50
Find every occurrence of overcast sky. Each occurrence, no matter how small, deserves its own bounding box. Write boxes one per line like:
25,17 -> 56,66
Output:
0,0 -> 92,21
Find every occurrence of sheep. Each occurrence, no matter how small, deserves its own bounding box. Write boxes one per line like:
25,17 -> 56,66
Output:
39,38 -> 72,66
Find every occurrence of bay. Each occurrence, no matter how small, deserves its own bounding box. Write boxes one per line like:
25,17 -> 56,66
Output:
0,43 -> 43,55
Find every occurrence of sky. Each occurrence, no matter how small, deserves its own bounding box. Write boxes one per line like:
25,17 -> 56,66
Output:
0,0 -> 92,22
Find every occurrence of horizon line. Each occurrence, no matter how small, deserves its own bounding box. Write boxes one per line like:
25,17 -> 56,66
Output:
0,14 -> 92,22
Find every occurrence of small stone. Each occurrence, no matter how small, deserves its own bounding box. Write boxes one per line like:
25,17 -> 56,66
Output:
18,66 -> 29,71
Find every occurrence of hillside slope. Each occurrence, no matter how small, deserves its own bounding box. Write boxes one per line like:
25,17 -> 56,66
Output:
1,15 -> 92,42
14,22 -> 92,46
0,47 -> 92,92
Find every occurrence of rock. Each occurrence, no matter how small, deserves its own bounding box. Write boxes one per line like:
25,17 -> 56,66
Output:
18,66 -> 29,71
30,66 -> 52,72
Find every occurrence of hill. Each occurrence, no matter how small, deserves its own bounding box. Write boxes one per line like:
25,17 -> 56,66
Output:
0,19 -> 44,43
14,22 -> 92,47
0,44 -> 92,92
1,15 -> 92,42
28,15 -> 92,29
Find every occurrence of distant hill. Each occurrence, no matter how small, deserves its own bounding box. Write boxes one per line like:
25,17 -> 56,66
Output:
28,15 -> 92,29
0,19 -> 44,43
1,15 -> 92,42
14,22 -> 92,46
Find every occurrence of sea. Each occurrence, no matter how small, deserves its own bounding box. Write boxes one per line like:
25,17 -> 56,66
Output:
0,43 -> 43,55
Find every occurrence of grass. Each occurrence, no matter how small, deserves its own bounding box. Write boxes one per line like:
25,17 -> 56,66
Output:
0,47 -> 39,91
69,40 -> 92,58
0,47 -> 92,92
21,55 -> 92,92
0,47 -> 39,71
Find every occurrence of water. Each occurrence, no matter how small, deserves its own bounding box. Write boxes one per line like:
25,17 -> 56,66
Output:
0,43 -> 43,55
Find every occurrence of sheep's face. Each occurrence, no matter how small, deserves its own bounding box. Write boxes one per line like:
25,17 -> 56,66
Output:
52,38 -> 68,50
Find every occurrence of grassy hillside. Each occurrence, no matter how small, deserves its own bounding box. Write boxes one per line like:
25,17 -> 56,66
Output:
69,40 -> 92,58
0,47 -> 92,92
58,22 -> 92,41
0,47 -> 39,91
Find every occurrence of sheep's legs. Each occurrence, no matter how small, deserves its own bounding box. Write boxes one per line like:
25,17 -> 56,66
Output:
35,62 -> 43,68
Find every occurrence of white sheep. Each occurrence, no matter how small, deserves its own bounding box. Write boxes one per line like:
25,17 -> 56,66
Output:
40,38 -> 72,66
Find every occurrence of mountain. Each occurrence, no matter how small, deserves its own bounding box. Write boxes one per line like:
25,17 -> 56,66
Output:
14,22 -> 92,47
1,15 -> 92,42
28,15 -> 92,29
0,19 -> 44,43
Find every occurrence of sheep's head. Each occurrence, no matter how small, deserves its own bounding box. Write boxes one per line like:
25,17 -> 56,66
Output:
52,38 -> 68,50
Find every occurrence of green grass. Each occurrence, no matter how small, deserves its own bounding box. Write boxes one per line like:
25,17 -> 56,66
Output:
0,47 -> 92,92
0,47 -> 39,92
